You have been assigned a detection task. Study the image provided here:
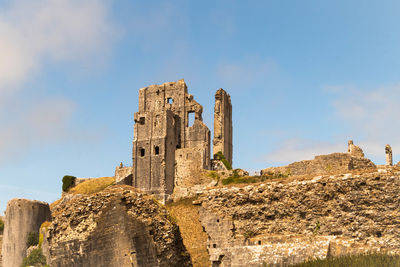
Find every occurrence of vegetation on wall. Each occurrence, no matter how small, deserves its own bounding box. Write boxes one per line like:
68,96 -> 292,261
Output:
0,217 -> 4,232
21,248 -> 48,267
26,231 -> 39,247
62,175 -> 76,192
216,151 -> 232,170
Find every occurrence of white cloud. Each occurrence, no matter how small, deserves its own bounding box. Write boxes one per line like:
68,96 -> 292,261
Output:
0,0 -> 119,91
265,138 -> 345,165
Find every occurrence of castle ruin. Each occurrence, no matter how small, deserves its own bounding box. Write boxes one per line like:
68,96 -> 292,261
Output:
131,79 -> 232,201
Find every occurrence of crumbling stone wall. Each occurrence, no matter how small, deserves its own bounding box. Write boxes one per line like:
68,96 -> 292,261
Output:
43,185 -> 191,267
262,152 -> 376,176
2,199 -> 51,267
213,89 -> 232,165
348,140 -> 365,158
115,165 -> 132,185
197,171 -> 400,266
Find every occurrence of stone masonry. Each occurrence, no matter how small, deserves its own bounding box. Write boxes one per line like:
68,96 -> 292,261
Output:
197,171 -> 400,266
43,185 -> 191,267
2,199 -> 51,267
131,80 -> 231,201
213,89 -> 233,165
348,140 -> 365,158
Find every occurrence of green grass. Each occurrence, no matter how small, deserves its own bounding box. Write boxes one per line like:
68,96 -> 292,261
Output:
292,253 -> 400,267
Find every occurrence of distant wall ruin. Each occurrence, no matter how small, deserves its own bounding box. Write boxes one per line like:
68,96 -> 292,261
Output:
262,141 -> 376,176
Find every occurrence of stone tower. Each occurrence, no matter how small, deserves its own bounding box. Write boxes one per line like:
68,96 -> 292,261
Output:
132,80 -> 210,201
213,89 -> 233,165
386,144 -> 393,166
2,199 -> 51,267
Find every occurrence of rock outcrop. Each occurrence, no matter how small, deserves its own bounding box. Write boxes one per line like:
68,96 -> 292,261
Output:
2,199 -> 51,267
43,185 -> 191,267
197,170 -> 400,266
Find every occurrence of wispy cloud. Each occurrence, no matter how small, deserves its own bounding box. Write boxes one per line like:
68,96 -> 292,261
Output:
0,0 -> 119,92
0,0 -> 119,162
265,138 -> 346,166
264,83 -> 400,166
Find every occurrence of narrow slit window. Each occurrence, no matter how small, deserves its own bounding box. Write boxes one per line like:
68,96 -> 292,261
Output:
140,148 -> 145,157
154,146 -> 160,155
188,112 -> 195,127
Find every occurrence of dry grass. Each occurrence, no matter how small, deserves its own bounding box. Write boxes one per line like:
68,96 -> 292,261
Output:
69,177 -> 115,195
166,198 -> 209,267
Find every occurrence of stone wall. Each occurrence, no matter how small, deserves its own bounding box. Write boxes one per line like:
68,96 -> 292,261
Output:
197,170 -> 400,266
43,185 -> 191,267
2,199 -> 51,267
262,152 -> 376,176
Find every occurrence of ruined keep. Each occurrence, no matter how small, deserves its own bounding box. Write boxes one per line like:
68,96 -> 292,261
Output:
213,89 -> 233,165
132,79 -> 232,201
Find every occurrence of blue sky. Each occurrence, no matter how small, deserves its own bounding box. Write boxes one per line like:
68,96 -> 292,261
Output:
1,0 -> 400,213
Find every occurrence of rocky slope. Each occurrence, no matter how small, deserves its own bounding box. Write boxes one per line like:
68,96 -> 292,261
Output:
196,169 -> 400,266
43,185 -> 191,267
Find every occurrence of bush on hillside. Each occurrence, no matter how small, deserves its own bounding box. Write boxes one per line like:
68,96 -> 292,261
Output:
0,218 -> 4,232
62,175 -> 76,192
27,231 -> 39,246
21,248 -> 47,267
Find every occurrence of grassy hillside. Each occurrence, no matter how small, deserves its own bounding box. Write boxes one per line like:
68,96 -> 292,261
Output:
166,198 -> 209,267
69,177 -> 115,195
292,253 -> 400,267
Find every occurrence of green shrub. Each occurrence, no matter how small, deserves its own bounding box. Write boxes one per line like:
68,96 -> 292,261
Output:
62,175 -> 76,192
216,151 -> 232,170
207,171 -> 220,180
21,248 -> 47,267
0,218 -> 4,231
293,253 -> 400,267
27,231 -> 39,247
